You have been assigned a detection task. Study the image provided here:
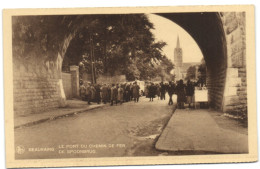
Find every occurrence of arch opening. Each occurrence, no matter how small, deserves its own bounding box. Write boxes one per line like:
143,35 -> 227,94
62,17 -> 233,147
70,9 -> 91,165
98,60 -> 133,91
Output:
156,12 -> 228,110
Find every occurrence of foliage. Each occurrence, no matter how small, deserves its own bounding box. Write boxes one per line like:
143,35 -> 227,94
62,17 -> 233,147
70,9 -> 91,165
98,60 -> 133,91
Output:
13,16 -> 78,62
12,14 -> 174,81
63,14 -> 173,81
185,65 -> 196,80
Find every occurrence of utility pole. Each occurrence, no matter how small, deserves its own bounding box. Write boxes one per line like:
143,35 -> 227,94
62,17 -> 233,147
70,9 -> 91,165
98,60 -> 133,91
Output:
90,34 -> 95,84
93,46 -> 97,84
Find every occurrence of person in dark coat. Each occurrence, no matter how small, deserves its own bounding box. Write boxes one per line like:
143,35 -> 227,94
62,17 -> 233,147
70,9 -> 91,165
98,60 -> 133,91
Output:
186,80 -> 195,108
94,84 -> 101,104
145,83 -> 150,98
110,84 -> 118,106
160,82 -> 166,100
148,83 -> 156,101
167,81 -> 175,105
130,83 -> 134,101
121,83 -> 127,102
117,84 -> 124,104
85,82 -> 92,105
176,79 -> 186,109
156,84 -> 161,100
90,84 -> 96,102
132,82 -> 140,102
125,83 -> 131,102
101,84 -> 109,104
107,84 -> 111,102
79,83 -> 86,101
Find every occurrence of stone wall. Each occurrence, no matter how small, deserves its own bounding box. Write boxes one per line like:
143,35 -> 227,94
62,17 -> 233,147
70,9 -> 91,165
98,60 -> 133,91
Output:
96,75 -> 126,84
62,73 -> 72,99
13,63 -> 62,117
12,16 -> 76,117
221,12 -> 247,118
82,73 -> 126,84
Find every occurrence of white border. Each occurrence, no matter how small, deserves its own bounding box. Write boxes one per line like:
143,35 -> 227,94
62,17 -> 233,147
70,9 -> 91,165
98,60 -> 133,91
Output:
1,1 -> 259,169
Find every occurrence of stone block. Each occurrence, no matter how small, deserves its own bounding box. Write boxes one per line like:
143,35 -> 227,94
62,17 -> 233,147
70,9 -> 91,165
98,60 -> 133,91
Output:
226,77 -> 241,87
228,28 -> 244,45
237,87 -> 246,91
224,12 -> 236,25
238,67 -> 246,73
226,19 -> 238,34
226,68 -> 238,77
224,95 -> 240,106
224,86 -> 237,96
224,104 -> 244,113
240,100 -> 247,104
237,90 -> 247,96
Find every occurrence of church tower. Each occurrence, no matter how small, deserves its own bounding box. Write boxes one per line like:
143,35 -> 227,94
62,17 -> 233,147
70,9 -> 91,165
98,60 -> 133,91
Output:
174,36 -> 183,80
174,35 -> 183,67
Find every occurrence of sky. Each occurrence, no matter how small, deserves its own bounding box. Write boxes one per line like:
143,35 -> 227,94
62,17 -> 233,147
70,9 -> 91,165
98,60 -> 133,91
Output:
147,14 -> 203,63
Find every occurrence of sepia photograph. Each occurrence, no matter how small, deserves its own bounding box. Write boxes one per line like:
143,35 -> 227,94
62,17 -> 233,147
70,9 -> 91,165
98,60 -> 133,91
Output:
3,5 -> 257,168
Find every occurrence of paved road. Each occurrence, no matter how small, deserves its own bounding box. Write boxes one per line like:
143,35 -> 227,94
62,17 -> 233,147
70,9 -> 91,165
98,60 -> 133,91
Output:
15,96 -> 175,159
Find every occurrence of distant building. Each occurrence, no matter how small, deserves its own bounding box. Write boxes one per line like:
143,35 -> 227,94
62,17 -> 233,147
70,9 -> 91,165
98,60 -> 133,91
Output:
173,36 -> 200,81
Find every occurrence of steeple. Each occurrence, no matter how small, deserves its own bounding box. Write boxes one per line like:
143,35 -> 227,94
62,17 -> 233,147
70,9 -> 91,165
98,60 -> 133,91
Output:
176,35 -> 180,48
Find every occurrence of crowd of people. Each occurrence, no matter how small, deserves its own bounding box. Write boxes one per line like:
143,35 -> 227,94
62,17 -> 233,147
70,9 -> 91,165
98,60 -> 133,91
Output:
144,79 -> 198,109
79,81 -> 140,106
79,79 -> 202,109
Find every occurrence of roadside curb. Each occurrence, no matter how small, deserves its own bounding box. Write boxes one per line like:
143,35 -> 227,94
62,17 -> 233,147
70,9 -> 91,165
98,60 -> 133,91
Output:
14,104 -> 106,129
154,103 -> 177,151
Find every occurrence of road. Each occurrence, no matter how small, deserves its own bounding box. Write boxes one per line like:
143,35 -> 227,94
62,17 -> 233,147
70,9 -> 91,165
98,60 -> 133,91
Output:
15,96 -> 176,159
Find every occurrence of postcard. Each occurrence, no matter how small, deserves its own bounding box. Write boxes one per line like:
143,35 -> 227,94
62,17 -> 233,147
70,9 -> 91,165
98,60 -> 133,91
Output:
3,5 -> 257,168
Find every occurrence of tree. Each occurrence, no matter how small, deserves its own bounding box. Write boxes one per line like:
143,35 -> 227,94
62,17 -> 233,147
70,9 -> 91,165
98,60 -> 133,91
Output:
13,14 -> 170,82
64,14 -> 168,81
185,66 -> 196,80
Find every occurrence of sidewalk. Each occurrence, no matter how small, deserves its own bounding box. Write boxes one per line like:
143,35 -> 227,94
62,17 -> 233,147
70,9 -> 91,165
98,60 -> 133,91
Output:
155,108 -> 248,154
14,99 -> 105,129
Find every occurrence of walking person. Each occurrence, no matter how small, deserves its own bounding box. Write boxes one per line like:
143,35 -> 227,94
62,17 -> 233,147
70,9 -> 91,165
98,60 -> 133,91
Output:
125,83 -> 131,102
110,84 -> 118,106
129,83 -> 133,101
90,84 -> 96,103
176,79 -> 186,109
79,82 -> 86,101
107,84 -> 111,103
148,83 -> 156,101
186,80 -> 195,108
160,82 -> 166,100
85,82 -> 92,105
117,84 -> 124,104
94,84 -> 101,104
167,81 -> 175,105
156,84 -> 161,100
145,83 -> 150,98
132,82 -> 140,102
101,84 -> 109,104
